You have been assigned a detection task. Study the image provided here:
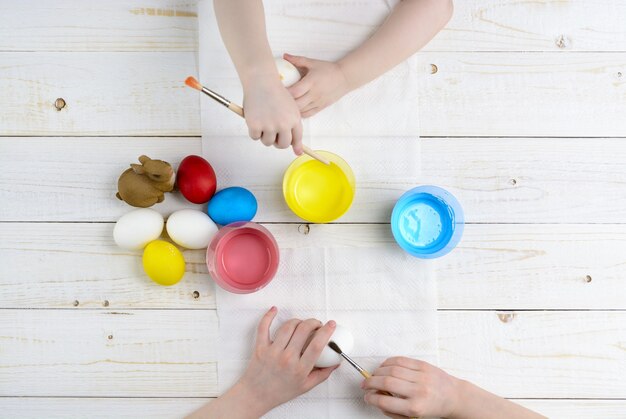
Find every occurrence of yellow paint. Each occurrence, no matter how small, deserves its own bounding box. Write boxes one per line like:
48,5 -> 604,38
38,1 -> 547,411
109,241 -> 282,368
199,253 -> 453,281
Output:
142,240 -> 185,286
283,151 -> 355,223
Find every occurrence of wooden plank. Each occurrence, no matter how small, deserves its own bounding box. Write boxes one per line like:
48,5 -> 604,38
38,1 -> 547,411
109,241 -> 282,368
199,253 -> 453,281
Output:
3,137 -> 626,223
0,310 -> 218,397
515,399 -> 626,419
0,137 -> 203,222
0,53 -> 200,136
418,53 -> 626,137
439,224 -> 626,309
422,137 -> 626,224
0,0 -> 198,52
0,223 -> 214,309
3,223 -> 625,310
3,51 -> 625,138
201,0 -> 626,54
1,398 -> 625,419
2,310 -> 624,399
439,311 -> 626,399
0,398 -> 211,419
429,0 -> 626,52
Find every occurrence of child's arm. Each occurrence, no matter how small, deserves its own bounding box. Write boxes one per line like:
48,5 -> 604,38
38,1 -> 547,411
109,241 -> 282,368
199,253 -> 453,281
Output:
213,0 -> 303,155
362,357 -> 546,419
185,308 -> 337,419
285,0 -> 454,117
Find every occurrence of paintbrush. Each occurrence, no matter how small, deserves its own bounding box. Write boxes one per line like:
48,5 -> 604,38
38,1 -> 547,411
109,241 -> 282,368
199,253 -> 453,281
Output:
185,76 -> 330,166
328,341 -> 394,397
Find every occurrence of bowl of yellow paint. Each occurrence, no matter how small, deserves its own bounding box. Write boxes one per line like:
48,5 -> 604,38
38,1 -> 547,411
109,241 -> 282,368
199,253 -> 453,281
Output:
282,151 -> 355,223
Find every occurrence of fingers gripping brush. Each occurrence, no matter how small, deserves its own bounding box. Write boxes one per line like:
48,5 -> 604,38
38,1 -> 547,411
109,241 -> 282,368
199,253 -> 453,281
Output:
185,76 -> 330,165
327,341 -> 393,397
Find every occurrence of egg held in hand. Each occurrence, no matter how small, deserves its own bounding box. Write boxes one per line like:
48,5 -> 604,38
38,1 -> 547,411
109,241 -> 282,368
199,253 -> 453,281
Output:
113,208 -> 164,250
207,187 -> 257,226
275,58 -> 301,88
166,209 -> 218,249
176,155 -> 217,204
142,240 -> 185,286
314,324 -> 354,368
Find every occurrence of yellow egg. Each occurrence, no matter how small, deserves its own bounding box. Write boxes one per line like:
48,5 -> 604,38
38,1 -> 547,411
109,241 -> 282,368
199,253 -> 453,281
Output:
142,240 -> 185,286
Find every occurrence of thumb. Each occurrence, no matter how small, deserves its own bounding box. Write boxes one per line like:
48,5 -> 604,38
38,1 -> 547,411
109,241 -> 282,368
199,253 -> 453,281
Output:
305,365 -> 338,391
283,53 -> 311,68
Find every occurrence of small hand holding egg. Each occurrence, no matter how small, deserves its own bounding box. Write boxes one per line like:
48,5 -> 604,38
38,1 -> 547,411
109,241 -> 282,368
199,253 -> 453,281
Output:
283,53 -> 352,118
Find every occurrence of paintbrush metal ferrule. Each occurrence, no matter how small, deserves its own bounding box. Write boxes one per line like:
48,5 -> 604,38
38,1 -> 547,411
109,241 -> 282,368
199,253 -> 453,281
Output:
201,86 -> 231,108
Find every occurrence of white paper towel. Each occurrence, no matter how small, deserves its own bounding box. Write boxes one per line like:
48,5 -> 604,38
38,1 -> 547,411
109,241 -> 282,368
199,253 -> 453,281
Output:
215,225 -> 437,418
197,0 -> 437,417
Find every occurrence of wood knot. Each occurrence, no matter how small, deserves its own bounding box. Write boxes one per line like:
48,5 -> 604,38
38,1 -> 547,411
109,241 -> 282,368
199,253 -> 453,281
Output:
617,72 -> 623,78
555,35 -> 570,49
497,312 -> 515,323
430,64 -> 438,74
103,300 -> 110,307
585,274 -> 592,283
107,334 -> 114,340
54,98 -> 66,111
509,178 -> 517,186
73,300 -> 79,307
192,290 -> 200,299
298,224 -> 310,235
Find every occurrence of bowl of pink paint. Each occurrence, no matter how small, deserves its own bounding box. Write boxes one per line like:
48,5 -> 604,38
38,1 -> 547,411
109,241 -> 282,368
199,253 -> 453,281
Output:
206,221 -> 279,294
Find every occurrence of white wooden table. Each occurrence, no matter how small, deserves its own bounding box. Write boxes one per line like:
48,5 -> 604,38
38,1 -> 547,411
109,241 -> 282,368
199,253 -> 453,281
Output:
1,1 -> 626,417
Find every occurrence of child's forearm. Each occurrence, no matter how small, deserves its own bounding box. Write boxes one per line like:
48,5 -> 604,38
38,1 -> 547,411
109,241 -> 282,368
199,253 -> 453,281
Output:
185,381 -> 267,419
338,0 -> 453,90
452,379 -> 547,419
213,0 -> 278,88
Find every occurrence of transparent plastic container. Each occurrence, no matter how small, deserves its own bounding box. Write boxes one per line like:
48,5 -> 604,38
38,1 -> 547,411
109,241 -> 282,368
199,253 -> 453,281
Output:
206,222 -> 279,293
283,151 -> 355,223
391,185 -> 464,259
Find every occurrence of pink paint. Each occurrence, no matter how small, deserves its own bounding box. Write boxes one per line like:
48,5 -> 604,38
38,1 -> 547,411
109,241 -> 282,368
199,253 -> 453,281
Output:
207,222 -> 279,294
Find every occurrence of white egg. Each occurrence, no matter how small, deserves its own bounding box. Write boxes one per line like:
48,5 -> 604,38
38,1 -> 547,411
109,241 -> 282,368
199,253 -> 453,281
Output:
315,325 -> 354,368
113,208 -> 164,250
275,58 -> 301,88
166,209 -> 218,250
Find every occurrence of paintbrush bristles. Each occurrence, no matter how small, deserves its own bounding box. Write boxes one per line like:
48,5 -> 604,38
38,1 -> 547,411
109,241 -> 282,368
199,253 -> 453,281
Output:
185,76 -> 202,91
328,341 -> 342,354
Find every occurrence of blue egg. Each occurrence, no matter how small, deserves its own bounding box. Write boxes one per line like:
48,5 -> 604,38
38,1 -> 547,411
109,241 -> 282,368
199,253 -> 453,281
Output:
207,187 -> 258,226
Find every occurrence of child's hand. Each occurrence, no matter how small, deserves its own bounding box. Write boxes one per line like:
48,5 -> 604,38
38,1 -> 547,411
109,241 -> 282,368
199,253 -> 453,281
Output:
232,307 -> 338,417
362,357 -> 460,419
243,75 -> 304,156
283,53 -> 351,118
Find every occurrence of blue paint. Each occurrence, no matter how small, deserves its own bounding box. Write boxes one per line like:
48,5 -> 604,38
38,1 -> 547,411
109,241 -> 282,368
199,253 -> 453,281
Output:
391,186 -> 464,258
208,187 -> 257,226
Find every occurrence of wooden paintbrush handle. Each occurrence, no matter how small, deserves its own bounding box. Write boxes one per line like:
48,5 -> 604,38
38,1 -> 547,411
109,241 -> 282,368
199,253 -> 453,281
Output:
360,370 -> 393,396
302,146 -> 331,165
228,102 -> 245,118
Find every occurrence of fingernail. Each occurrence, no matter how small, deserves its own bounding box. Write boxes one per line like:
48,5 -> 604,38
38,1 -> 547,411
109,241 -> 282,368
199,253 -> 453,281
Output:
328,320 -> 336,328
269,306 -> 276,312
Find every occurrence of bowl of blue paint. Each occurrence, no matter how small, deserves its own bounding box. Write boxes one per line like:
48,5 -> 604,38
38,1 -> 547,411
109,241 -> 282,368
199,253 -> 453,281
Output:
391,185 -> 464,259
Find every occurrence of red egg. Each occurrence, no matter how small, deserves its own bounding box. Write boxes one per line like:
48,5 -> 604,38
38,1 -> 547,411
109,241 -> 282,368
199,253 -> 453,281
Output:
176,155 -> 217,204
